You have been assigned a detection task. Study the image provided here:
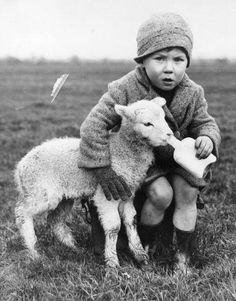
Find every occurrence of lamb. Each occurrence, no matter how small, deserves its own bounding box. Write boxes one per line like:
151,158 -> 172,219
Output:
14,97 -> 173,267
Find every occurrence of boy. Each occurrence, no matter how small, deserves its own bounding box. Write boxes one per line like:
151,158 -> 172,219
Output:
78,13 -> 221,273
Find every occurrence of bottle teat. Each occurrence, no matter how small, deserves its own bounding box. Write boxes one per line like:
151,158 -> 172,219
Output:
167,135 -> 182,149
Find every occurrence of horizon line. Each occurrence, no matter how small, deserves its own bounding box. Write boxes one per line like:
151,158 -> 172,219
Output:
0,56 -> 236,63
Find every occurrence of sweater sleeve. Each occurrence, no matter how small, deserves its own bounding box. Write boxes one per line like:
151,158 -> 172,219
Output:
189,86 -> 221,157
78,82 -> 128,168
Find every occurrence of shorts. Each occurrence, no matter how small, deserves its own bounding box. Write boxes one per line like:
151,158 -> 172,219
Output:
143,162 -> 211,190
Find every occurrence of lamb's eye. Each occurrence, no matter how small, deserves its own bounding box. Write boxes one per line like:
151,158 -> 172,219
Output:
144,122 -> 153,127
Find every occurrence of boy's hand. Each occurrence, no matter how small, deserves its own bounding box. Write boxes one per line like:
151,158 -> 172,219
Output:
94,166 -> 132,202
195,136 -> 213,159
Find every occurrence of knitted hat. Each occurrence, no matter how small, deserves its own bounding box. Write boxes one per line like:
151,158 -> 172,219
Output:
134,13 -> 193,67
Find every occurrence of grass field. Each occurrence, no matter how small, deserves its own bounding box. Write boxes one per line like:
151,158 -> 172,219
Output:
0,59 -> 235,301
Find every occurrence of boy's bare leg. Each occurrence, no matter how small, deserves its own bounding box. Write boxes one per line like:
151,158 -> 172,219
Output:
141,177 -> 173,226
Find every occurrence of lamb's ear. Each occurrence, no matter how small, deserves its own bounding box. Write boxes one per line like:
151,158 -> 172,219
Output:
114,104 -> 132,118
151,97 -> 166,107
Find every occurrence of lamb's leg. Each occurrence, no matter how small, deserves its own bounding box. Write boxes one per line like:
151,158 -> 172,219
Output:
15,194 -> 50,259
119,201 -> 149,264
15,202 -> 39,259
47,197 -> 76,249
94,188 -> 121,268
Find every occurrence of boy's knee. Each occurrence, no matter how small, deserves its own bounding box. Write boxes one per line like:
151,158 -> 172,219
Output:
173,177 -> 199,206
181,183 -> 198,202
146,178 -> 173,210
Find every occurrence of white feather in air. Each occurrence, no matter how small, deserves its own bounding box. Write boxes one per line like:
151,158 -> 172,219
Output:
50,74 -> 69,103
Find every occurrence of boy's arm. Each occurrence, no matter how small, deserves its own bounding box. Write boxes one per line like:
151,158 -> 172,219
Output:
189,87 -> 221,157
79,84 -> 127,168
79,92 -> 121,168
78,84 -> 132,201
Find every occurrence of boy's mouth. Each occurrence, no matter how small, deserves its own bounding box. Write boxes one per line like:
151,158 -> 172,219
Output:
163,78 -> 173,82
162,78 -> 174,85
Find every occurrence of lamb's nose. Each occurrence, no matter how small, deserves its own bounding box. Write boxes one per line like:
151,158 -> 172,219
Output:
167,132 -> 173,137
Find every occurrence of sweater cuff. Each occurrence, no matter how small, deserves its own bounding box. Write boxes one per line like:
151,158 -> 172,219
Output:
197,130 -> 221,158
77,154 -> 111,168
77,142 -> 111,168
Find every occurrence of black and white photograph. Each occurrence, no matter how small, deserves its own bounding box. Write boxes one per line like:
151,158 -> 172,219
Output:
0,0 -> 235,300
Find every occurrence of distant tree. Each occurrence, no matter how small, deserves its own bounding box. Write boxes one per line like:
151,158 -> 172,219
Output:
69,56 -> 81,64
4,56 -> 21,65
215,58 -> 230,65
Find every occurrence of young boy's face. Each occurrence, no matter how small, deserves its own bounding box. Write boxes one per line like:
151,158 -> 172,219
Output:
143,48 -> 188,91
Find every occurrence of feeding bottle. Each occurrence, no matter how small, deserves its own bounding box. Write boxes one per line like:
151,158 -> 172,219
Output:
167,136 -> 217,178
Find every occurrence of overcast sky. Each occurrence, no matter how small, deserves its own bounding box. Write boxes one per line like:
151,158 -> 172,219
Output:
1,0 -> 236,60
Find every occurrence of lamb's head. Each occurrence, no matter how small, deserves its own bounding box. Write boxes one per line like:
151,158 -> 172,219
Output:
114,97 -> 173,147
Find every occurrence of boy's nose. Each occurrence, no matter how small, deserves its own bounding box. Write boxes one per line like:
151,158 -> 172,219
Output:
164,60 -> 173,73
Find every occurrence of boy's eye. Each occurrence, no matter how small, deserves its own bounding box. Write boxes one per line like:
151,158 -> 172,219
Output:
143,122 -> 154,127
174,57 -> 185,62
155,56 -> 164,61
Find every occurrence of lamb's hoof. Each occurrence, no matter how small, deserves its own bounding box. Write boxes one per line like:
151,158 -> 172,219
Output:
70,245 -> 85,256
61,236 -> 78,250
173,263 -> 192,276
105,261 -> 121,277
29,249 -> 41,260
69,241 -> 80,252
140,262 -> 154,273
143,259 -> 149,265
104,265 -> 121,279
173,252 -> 192,276
134,250 -> 149,264
105,258 -> 120,269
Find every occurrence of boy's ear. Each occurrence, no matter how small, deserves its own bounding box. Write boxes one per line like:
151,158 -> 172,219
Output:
114,104 -> 132,119
151,97 -> 166,107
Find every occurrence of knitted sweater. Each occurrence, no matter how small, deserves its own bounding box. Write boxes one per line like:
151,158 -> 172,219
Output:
78,65 -> 221,169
